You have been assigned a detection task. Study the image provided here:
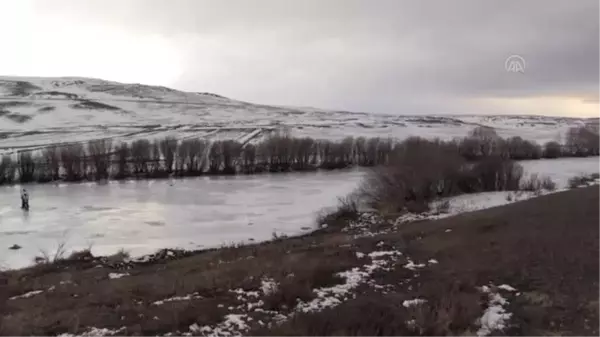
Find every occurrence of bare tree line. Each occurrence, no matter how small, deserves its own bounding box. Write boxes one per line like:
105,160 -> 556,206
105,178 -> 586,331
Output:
0,126 -> 597,185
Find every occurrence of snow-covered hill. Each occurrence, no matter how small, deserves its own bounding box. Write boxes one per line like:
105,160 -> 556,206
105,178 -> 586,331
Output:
0,76 -> 593,154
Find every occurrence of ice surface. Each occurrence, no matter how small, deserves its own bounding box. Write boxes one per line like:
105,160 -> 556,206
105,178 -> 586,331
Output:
519,157 -> 599,188
0,170 -> 363,269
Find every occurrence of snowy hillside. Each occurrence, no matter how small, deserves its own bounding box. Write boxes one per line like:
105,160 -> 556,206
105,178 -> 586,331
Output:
0,76 -> 593,154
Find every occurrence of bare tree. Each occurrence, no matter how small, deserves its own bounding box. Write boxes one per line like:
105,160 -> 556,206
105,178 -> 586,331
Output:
61,144 -> 85,181
466,126 -> 502,158
0,155 -> 16,184
43,146 -> 61,181
293,137 -> 316,170
340,137 -> 355,165
114,142 -> 131,179
365,138 -> 380,166
17,151 -> 36,183
543,141 -> 562,159
130,139 -> 151,175
221,140 -> 242,174
159,137 -> 178,174
88,139 -> 113,180
189,139 -> 208,174
566,126 -> 599,156
149,140 -> 162,176
208,141 -> 222,174
240,143 -> 257,174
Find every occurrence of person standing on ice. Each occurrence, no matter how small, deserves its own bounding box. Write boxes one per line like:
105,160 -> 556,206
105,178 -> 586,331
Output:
21,188 -> 29,210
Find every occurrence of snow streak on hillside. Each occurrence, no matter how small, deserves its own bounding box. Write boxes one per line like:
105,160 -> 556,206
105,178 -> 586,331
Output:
0,76 -> 594,154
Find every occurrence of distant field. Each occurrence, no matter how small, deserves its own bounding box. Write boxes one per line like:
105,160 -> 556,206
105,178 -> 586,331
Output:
0,76 -> 595,154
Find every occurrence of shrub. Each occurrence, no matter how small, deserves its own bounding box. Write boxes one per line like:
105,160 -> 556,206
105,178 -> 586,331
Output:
540,176 -> 557,191
316,194 -> 361,229
459,156 -> 524,193
568,174 -> 598,189
359,137 -> 465,214
543,141 -> 562,158
520,174 -> 555,192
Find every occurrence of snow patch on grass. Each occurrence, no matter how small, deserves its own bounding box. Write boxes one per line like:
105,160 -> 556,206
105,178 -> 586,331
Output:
404,259 -> 426,271
498,284 -> 517,292
108,272 -> 129,279
9,289 -> 43,300
476,284 -> 515,336
58,326 -> 125,337
189,314 -> 250,337
395,187 -> 578,226
296,250 -> 402,313
152,292 -> 202,306
260,278 -> 278,295
402,298 -> 427,308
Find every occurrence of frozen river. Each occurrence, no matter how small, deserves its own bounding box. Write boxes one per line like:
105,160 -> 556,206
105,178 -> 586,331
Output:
0,170 -> 365,269
0,157 -> 598,269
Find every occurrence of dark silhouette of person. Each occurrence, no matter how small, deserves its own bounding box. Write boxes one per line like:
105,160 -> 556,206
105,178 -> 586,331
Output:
21,188 -> 29,210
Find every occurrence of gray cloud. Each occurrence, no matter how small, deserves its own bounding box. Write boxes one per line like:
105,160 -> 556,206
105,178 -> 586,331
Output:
32,0 -> 599,115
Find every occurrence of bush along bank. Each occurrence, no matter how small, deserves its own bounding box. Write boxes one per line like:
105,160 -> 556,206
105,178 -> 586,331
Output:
0,126 -> 597,185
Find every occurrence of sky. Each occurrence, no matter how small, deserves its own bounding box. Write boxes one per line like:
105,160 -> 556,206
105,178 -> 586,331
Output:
0,0 -> 598,117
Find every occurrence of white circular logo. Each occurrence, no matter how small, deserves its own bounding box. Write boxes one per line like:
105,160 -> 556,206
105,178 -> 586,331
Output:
505,55 -> 526,73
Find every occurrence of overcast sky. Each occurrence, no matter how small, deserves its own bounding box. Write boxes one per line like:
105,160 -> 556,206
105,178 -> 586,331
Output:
0,0 -> 598,117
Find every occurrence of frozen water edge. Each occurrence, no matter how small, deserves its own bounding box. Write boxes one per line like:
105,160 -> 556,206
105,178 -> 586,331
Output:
0,169 -> 364,270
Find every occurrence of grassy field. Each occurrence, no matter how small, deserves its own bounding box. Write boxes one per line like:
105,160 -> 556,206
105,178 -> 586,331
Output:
1,186 -> 598,336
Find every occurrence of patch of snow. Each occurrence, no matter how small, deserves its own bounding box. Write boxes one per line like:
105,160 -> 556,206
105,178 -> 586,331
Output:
191,314 -> 250,337
368,251 -> 401,258
428,259 -> 439,264
404,260 -> 426,271
296,249 -> 402,313
152,292 -> 202,305
9,290 -> 43,300
498,284 -> 517,292
108,272 -> 129,279
445,229 -> 452,232
477,285 -> 513,336
397,190 -> 541,226
58,326 -> 126,337
356,252 -> 365,258
260,278 -> 278,295
402,298 -> 427,308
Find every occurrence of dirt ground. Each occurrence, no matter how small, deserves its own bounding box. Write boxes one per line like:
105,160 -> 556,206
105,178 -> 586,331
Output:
1,186 -> 598,336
